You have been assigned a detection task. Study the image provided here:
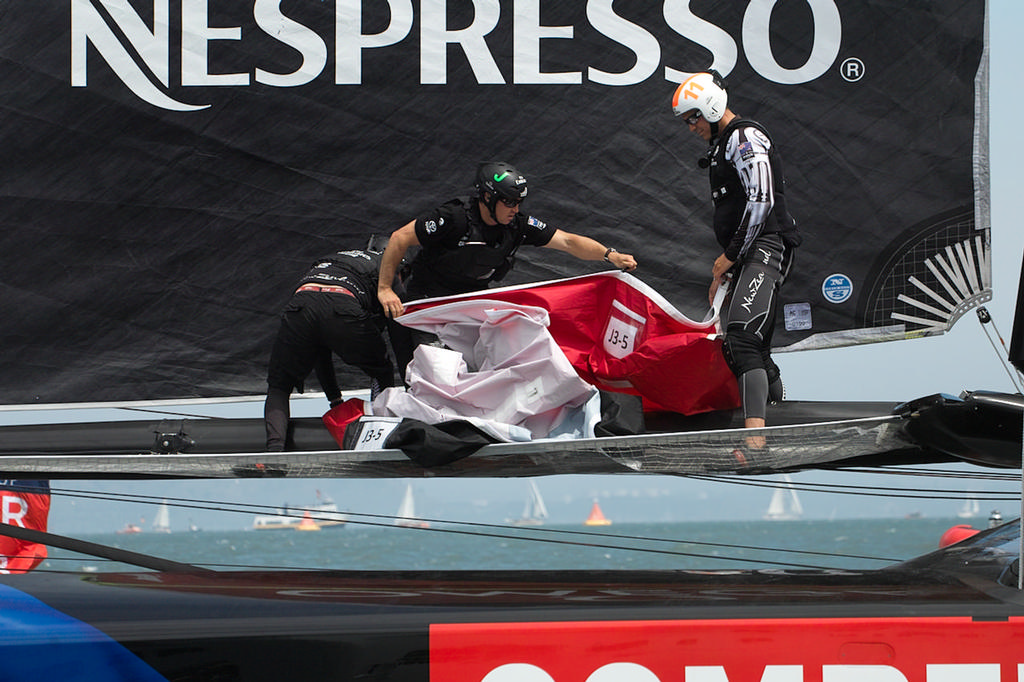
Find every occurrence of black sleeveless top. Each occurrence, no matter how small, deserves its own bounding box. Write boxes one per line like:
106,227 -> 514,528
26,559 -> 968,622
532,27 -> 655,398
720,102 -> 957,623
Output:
408,197 -> 554,297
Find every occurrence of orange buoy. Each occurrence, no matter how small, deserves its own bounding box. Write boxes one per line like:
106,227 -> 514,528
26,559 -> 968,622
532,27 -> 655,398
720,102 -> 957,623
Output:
584,501 -> 611,526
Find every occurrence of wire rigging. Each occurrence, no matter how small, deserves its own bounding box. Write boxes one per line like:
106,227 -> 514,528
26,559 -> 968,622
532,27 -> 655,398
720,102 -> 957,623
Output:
687,473 -> 1018,502
45,485 -> 897,564
976,306 -> 1024,393
24,472 -> 1006,573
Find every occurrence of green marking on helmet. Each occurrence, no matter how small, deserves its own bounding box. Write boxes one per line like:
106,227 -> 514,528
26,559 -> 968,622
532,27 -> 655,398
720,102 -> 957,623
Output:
493,171 -> 510,182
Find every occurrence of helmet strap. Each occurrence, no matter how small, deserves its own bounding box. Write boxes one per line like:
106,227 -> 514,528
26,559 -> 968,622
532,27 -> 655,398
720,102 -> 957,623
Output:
481,192 -> 500,223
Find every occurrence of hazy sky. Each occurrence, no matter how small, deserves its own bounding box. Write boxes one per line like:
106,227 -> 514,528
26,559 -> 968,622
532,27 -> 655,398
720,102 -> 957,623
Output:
7,1 -> 1023,535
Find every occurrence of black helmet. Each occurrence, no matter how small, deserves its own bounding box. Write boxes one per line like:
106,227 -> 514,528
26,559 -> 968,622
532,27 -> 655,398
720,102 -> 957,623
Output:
475,162 -> 528,217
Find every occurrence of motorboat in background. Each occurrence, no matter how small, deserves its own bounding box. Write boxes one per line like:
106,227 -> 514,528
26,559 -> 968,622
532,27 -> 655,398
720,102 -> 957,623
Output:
252,493 -> 348,531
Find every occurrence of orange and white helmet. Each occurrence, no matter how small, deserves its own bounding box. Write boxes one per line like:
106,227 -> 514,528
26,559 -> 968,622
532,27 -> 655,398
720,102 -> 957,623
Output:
671,72 -> 728,123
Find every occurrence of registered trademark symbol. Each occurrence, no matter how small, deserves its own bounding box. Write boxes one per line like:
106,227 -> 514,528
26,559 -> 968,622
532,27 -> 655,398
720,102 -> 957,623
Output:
840,57 -> 865,82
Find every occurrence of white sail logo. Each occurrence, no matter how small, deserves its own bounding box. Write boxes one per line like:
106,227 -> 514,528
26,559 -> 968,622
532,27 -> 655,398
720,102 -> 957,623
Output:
70,0 -> 844,112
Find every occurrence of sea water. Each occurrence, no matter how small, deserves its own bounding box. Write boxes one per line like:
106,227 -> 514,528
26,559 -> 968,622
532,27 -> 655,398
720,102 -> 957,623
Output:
39,516 -> 984,574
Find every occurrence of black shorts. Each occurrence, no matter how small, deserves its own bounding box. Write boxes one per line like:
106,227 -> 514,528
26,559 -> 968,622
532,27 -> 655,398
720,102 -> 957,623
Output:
266,291 -> 392,392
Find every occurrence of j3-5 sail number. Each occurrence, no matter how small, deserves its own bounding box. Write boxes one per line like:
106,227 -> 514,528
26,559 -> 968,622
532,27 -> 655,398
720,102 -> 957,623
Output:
606,328 -> 631,351
603,314 -> 640,358
352,418 -> 401,451
360,428 -> 388,444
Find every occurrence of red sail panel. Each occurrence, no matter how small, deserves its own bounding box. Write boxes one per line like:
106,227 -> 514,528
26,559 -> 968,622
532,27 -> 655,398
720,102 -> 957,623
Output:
404,273 -> 740,415
0,481 -> 50,574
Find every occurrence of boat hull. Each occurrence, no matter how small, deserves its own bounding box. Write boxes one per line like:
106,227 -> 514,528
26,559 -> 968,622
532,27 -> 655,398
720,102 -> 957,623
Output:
2,569 -> 1022,681
1,394 -> 1020,480
252,519 -> 346,530
902,391 -> 1024,468
2,524 -> 1023,681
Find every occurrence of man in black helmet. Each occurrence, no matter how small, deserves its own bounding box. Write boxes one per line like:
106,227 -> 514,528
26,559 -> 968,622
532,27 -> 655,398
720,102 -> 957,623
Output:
264,241 -> 397,451
377,161 -> 638,372
671,72 -> 800,448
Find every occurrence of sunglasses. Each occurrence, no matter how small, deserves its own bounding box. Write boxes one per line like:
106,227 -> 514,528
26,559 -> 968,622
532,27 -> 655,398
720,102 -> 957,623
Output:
683,111 -> 703,126
499,197 -> 522,208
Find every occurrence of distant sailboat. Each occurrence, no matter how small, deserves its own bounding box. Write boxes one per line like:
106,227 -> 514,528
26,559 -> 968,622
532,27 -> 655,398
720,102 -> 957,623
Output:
395,484 -> 430,528
958,497 -> 981,518
764,475 -> 804,521
511,481 -> 549,526
583,500 -> 611,526
152,500 -> 171,533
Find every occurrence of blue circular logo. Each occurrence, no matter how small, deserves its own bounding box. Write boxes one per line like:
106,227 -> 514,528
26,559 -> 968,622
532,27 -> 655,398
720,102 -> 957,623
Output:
822,274 -> 853,303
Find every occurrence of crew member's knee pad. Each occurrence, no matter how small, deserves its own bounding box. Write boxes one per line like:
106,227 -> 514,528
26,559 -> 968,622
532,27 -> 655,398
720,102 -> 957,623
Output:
721,329 -> 764,378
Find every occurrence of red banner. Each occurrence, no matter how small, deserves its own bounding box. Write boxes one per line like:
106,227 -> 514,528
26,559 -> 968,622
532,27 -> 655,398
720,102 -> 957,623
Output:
432,617 -> 1024,682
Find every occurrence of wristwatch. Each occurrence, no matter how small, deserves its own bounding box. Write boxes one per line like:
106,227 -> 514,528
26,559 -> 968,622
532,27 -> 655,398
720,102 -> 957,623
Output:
603,247 -> 617,262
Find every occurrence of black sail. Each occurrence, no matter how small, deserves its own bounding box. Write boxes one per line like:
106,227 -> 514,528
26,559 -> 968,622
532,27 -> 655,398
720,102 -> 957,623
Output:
0,0 -> 988,404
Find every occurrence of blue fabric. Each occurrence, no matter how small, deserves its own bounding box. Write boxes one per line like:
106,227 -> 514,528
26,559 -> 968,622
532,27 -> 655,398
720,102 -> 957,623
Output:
0,583 -> 167,681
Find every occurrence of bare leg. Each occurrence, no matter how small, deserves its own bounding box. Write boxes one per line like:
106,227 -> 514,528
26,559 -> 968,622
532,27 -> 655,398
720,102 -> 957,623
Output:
743,417 -> 766,449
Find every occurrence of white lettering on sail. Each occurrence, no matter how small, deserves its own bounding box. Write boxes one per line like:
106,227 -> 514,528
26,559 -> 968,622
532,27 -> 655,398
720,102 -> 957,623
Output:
181,0 -> 247,86
587,0 -> 660,85
2,495 -> 28,527
421,0 -> 503,84
70,0 -> 208,110
336,0 -> 413,84
516,0 -> 579,84
254,0 -> 327,87
71,0 -> 168,85
70,0 -> 846,110
743,0 -> 842,85
663,0 -> 738,82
